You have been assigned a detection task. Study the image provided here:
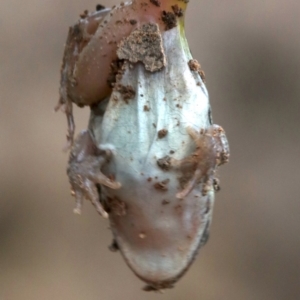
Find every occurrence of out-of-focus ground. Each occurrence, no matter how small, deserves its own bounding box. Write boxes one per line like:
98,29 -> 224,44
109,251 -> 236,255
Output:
1,0 -> 300,299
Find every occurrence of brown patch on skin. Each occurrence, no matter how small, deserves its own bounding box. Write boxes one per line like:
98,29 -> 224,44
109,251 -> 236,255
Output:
157,155 -> 172,171
107,196 -> 127,216
149,0 -> 161,7
188,59 -> 206,82
171,5 -> 184,17
115,84 -> 136,103
129,19 -> 137,25
175,204 -> 183,215
107,59 -> 125,88
161,11 -> 177,30
158,129 -> 168,139
154,179 -> 170,191
117,23 -> 166,72
162,199 -> 170,205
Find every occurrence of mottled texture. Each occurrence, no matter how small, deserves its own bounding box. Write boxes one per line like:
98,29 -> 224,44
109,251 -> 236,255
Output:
88,25 -> 228,289
117,23 -> 166,72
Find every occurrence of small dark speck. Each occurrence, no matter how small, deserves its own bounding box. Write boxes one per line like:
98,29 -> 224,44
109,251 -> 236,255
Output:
144,105 -> 150,111
158,129 -> 168,139
96,4 -> 105,11
130,19 -> 137,25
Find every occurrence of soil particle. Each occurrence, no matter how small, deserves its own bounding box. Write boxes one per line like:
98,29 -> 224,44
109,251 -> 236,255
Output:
154,179 -> 170,191
143,105 -> 150,111
107,197 -> 127,216
175,204 -> 183,214
161,11 -> 177,30
158,129 -> 168,139
115,84 -> 136,103
188,59 -> 201,72
149,0 -> 161,7
157,155 -> 172,170
129,19 -> 137,25
117,23 -> 166,72
188,59 -> 206,81
107,59 -> 125,88
171,4 -> 184,17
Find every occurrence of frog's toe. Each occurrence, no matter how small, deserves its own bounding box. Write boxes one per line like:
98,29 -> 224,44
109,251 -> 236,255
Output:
84,179 -> 108,218
72,189 -> 83,215
176,168 -> 202,199
91,172 -> 121,190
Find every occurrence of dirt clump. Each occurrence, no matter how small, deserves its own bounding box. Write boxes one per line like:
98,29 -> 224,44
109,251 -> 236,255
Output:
171,5 -> 184,17
158,129 -> 168,139
117,23 -> 166,72
188,59 -> 206,81
161,11 -> 177,30
154,179 -> 170,191
157,155 -> 172,171
115,84 -> 136,103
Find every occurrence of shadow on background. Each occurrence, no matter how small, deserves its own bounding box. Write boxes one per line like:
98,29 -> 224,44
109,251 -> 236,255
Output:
1,0 -> 300,299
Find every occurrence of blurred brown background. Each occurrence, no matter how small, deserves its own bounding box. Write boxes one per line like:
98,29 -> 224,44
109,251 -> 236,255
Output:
1,0 -> 300,299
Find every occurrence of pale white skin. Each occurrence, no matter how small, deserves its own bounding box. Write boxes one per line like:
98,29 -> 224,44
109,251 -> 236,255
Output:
63,0 -> 230,291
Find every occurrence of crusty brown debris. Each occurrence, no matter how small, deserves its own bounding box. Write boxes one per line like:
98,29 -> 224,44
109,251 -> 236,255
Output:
161,11 -> 177,30
107,59 -> 125,88
117,23 -> 166,72
115,84 -> 136,103
149,0 -> 161,7
157,155 -> 172,171
158,129 -> 168,139
188,59 -> 206,81
171,5 -> 184,17
107,196 -> 127,216
154,179 -> 170,191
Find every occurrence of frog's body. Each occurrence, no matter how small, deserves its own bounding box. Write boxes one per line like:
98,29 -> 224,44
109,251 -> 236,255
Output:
61,1 -> 229,291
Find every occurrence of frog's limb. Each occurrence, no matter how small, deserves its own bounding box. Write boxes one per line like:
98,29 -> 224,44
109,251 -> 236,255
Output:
163,125 -> 229,199
55,98 -> 74,150
67,130 -> 121,217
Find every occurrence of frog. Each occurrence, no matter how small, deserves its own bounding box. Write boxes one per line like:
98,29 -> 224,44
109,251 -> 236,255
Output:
58,0 -> 230,291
